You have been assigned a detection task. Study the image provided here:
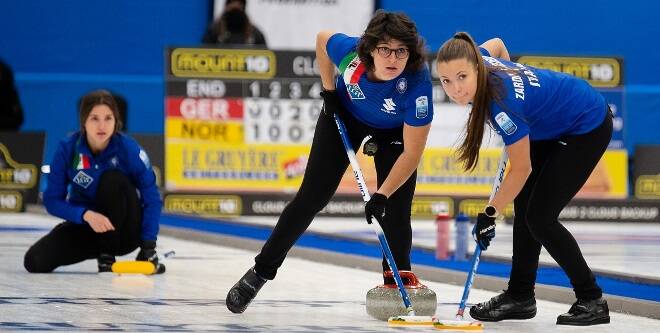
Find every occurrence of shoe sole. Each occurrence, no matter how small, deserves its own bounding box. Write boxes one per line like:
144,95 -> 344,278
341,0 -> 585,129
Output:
472,309 -> 537,322
556,316 -> 610,326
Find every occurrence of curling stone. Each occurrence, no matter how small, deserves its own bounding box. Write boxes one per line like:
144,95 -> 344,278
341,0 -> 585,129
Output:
366,270 -> 437,321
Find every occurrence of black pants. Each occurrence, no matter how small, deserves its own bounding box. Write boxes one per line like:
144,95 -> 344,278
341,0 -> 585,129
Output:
254,109 -> 417,280
24,171 -> 142,273
508,110 -> 612,300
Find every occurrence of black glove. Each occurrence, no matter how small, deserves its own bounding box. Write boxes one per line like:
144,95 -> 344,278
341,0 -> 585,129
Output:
136,240 -> 158,266
320,89 -> 343,116
472,213 -> 496,250
365,193 -> 388,225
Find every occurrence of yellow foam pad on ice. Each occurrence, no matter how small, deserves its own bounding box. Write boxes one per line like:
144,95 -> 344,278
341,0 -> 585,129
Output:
111,261 -> 156,275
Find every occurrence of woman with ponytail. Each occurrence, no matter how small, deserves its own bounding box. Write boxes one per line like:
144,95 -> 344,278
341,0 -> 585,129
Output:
435,32 -> 611,326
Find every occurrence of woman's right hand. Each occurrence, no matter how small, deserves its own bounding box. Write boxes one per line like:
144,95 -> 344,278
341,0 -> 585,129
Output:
83,210 -> 115,233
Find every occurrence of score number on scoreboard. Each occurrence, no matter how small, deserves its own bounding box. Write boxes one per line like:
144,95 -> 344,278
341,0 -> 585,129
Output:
243,80 -> 323,144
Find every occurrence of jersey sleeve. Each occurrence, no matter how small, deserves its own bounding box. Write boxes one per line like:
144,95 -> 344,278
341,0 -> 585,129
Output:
126,139 -> 162,241
479,47 -> 491,57
43,139 -> 87,224
403,70 -> 434,126
326,33 -> 359,67
490,103 -> 529,145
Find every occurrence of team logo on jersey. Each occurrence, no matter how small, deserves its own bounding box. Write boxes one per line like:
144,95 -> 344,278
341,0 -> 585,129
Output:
346,84 -> 365,100
396,78 -> 407,94
495,112 -> 518,135
110,156 -> 119,167
381,98 -> 397,114
415,96 -> 428,119
73,170 -> 93,189
139,149 -> 151,168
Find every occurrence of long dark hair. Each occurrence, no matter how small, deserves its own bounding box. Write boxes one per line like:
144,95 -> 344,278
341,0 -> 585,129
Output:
357,10 -> 426,73
79,89 -> 123,136
435,32 -> 504,171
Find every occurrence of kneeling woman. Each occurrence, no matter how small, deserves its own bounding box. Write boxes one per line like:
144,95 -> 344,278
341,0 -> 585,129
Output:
24,90 -> 163,273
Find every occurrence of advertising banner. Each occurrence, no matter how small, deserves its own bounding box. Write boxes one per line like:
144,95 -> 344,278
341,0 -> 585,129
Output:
633,145 -> 660,199
0,132 -> 45,211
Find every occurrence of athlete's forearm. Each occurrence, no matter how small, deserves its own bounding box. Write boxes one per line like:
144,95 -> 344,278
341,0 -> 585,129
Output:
316,31 -> 336,90
490,167 -> 530,213
376,151 -> 422,198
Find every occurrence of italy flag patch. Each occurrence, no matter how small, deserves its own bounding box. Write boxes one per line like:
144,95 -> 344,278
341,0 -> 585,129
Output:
74,153 -> 91,170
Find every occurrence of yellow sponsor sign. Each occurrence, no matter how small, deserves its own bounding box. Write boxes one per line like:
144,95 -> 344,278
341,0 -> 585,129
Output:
411,197 -> 454,218
415,148 -> 505,196
0,190 -> 23,212
171,48 -> 276,79
165,143 -> 310,191
164,194 -> 242,217
165,118 -> 244,144
635,174 -> 660,199
165,143 -> 627,198
0,144 -> 38,189
516,56 -> 621,88
577,149 -> 627,199
459,199 -> 514,219
414,148 -> 627,198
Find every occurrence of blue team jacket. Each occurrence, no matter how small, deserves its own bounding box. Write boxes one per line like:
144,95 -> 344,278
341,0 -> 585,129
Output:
43,132 -> 162,241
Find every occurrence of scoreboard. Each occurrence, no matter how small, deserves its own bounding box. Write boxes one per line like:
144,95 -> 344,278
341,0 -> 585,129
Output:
165,48 -> 326,192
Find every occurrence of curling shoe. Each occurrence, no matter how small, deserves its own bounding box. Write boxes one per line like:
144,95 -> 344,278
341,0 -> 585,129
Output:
469,291 -> 536,321
556,298 -> 610,326
97,253 -> 116,273
226,266 -> 267,313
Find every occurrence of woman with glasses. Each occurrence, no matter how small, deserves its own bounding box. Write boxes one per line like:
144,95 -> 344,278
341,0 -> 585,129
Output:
226,10 -> 433,314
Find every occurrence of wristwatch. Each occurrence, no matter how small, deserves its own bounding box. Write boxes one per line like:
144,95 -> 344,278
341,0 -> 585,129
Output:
484,205 -> 498,218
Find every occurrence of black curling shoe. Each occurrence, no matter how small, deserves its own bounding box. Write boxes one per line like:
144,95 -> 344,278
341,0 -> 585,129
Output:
97,253 -> 116,273
469,291 -> 537,321
226,266 -> 267,313
556,298 -> 610,326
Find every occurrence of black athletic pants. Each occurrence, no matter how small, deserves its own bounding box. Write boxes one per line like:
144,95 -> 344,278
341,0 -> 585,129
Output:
24,170 -> 142,273
507,110 -> 612,301
254,109 -> 417,280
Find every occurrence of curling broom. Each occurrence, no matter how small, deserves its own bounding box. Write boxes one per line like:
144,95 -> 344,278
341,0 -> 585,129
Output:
333,114 -> 434,327
434,150 -> 508,331
112,250 -> 175,275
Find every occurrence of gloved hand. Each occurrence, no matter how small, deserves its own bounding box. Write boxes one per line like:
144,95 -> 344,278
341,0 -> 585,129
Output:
320,89 -> 343,116
136,240 -> 158,266
365,193 -> 388,225
472,213 -> 496,250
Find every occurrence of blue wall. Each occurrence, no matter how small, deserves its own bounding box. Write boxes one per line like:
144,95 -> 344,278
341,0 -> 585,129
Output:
0,0 -> 209,188
381,0 -> 660,153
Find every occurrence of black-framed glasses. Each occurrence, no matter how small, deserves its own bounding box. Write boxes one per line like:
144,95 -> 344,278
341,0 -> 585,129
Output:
375,46 -> 409,59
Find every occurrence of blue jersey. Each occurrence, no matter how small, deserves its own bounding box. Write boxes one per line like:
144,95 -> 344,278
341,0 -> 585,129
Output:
43,132 -> 162,241
327,33 -> 433,129
480,48 -> 607,145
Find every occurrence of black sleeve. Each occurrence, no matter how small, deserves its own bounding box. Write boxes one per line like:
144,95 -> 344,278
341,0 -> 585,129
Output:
0,60 -> 23,131
202,25 -> 217,44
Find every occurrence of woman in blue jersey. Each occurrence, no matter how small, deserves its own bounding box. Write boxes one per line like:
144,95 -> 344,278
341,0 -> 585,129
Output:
226,10 -> 433,314
435,32 -> 611,326
24,90 -> 164,274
